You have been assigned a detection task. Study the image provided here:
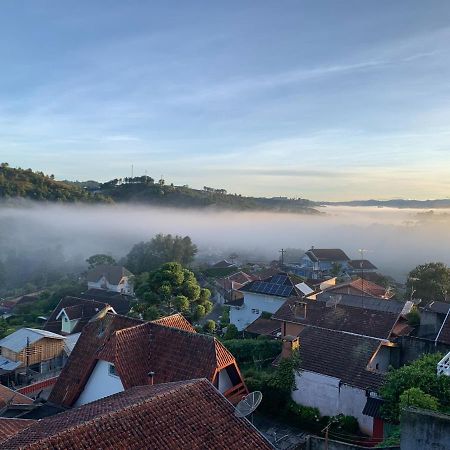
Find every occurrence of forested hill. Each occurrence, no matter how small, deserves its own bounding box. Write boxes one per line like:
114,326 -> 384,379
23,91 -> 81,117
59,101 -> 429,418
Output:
0,164 -> 319,213
91,176 -> 320,213
0,163 -> 110,203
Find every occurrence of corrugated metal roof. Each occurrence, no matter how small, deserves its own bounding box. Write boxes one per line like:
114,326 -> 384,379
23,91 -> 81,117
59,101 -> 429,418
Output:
64,333 -> 81,355
0,328 -> 65,353
0,356 -> 22,373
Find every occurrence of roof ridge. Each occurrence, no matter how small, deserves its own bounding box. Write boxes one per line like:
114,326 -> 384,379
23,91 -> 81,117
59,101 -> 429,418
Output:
19,380 -> 209,445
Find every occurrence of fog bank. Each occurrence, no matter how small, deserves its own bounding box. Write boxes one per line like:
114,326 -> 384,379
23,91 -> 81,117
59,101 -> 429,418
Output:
1,202 -> 449,282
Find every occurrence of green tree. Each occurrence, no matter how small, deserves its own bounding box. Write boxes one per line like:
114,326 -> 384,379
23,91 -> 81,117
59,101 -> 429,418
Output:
134,262 -> 212,320
86,254 -> 117,269
223,323 -> 239,340
203,320 -> 216,334
399,387 -> 439,414
0,319 -> 9,339
407,262 -> 450,303
126,234 -> 198,274
380,353 -> 450,422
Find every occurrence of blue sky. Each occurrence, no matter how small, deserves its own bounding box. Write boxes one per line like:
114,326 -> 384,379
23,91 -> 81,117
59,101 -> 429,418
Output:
1,1 -> 450,200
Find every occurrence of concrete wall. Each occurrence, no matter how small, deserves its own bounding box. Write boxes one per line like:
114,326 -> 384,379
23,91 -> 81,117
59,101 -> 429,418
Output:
307,436 -> 399,450
367,345 -> 390,373
230,292 -> 285,331
75,360 -> 124,406
218,368 -> 233,393
400,408 -> 450,450
396,336 -> 450,366
292,370 -> 374,436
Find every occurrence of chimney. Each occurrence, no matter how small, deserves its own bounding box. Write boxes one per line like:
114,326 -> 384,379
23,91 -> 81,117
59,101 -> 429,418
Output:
294,301 -> 307,320
148,371 -> 155,385
281,336 -> 300,359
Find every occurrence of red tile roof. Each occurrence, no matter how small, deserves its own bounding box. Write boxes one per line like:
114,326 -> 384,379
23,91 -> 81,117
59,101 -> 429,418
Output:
49,313 -> 243,407
324,278 -> 394,299
43,296 -> 110,335
152,313 -> 196,333
245,318 -> 281,337
0,419 -> 35,445
273,297 -> 400,340
296,327 -> 384,391
0,385 -> 34,407
3,380 -> 272,450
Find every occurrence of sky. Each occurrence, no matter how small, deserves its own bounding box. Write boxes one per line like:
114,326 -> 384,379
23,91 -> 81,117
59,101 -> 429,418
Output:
1,1 -> 450,201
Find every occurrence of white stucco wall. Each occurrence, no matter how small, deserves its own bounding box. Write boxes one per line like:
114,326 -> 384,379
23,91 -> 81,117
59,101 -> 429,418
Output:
367,345 -> 390,373
75,360 -> 124,406
230,292 -> 286,331
87,277 -> 133,294
292,370 -> 374,436
218,368 -> 233,393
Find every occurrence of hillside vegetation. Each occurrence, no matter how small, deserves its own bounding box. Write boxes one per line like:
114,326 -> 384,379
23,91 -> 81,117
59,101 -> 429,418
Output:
98,176 -> 319,213
0,163 -> 110,203
1,164 -> 319,213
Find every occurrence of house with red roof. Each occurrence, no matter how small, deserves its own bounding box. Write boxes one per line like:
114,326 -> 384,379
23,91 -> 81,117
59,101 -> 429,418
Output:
1,379 -> 272,449
48,313 -> 247,408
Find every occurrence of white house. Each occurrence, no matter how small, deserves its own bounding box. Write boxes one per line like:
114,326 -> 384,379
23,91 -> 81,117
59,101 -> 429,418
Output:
227,273 -> 300,331
86,265 -> 134,294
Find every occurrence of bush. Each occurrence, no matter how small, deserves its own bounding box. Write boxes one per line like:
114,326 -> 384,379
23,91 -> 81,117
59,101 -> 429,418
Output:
399,387 -> 440,414
203,320 -> 216,334
223,339 -> 282,368
223,324 -> 239,340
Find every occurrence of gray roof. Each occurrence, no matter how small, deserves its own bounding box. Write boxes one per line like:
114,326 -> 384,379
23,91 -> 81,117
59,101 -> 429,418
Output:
347,259 -> 378,270
317,292 -> 411,315
64,333 -> 81,355
86,265 -> 133,285
305,248 -> 350,262
0,356 -> 22,373
0,328 -> 65,353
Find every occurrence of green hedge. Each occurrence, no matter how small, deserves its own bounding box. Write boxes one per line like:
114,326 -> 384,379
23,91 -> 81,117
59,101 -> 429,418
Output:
223,339 -> 282,368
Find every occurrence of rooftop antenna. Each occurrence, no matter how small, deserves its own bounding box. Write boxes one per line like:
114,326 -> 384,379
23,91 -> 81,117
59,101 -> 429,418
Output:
131,164 -> 134,179
234,391 -> 262,424
279,248 -> 286,270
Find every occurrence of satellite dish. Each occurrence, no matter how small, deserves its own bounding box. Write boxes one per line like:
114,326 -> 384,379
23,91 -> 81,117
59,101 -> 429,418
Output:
326,294 -> 342,308
234,391 -> 263,418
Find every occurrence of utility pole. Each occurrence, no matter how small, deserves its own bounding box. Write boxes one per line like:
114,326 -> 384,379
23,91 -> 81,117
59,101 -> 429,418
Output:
25,337 -> 30,384
358,248 -> 366,305
131,164 -> 134,179
279,248 -> 286,270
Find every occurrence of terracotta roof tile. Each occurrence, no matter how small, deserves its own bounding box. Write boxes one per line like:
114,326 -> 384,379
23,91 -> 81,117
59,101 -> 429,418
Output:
3,380 -> 271,450
325,278 -> 394,299
0,385 -> 34,407
152,313 -> 196,333
49,313 -> 244,407
273,297 -> 399,340
245,318 -> 281,337
43,296 -> 110,335
0,419 -> 35,445
297,327 -> 384,391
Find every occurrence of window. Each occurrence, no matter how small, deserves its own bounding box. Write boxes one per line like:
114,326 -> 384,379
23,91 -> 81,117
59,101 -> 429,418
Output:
251,308 -> 260,314
108,363 -> 118,377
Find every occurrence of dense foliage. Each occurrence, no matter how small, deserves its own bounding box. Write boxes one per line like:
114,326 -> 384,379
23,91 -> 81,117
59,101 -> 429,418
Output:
99,177 -> 318,213
0,163 -> 318,213
126,234 -> 198,274
380,353 -> 450,421
407,262 -> 450,303
86,254 -> 117,269
223,338 -> 282,368
0,163 -> 110,202
133,262 -> 212,321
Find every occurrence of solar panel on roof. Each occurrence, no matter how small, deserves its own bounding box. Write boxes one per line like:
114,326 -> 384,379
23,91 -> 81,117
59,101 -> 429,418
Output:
283,286 -> 293,296
272,275 -> 288,285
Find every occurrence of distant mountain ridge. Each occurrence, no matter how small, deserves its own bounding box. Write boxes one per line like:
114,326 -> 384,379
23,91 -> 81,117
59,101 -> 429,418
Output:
321,199 -> 450,208
0,164 -> 318,214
